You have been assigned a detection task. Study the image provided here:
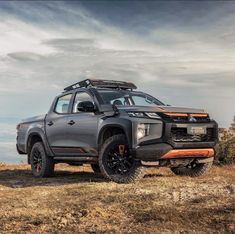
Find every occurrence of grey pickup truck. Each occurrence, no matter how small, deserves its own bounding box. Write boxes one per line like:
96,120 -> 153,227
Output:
16,79 -> 218,183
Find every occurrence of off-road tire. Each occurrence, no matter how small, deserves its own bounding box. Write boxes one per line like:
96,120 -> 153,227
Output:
91,164 -> 101,174
99,134 -> 145,183
171,160 -> 213,177
30,142 -> 55,177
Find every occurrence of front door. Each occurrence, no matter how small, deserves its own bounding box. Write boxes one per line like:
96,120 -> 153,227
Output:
65,91 -> 100,156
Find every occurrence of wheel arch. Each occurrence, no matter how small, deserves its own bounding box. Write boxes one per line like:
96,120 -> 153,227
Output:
26,128 -> 54,158
98,119 -> 133,152
27,133 -> 42,154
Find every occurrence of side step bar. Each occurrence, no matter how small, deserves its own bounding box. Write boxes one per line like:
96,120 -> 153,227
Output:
53,157 -> 97,162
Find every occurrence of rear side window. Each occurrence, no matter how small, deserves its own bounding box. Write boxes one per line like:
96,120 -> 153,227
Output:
55,94 -> 72,114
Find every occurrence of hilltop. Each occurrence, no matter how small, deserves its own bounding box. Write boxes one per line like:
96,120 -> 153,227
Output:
0,164 -> 234,233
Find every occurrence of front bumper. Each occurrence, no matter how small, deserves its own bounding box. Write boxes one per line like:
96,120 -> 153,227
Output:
134,120 -> 219,161
135,142 -> 219,161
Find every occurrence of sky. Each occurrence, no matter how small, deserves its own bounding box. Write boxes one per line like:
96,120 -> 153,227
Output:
0,0 -> 235,162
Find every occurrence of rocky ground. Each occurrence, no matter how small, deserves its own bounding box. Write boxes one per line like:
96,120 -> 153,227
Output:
0,163 -> 234,233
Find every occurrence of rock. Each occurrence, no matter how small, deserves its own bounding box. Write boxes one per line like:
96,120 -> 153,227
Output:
226,184 -> 235,194
61,217 -> 68,225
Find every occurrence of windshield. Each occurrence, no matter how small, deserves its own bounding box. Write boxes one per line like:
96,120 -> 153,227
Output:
97,89 -> 164,106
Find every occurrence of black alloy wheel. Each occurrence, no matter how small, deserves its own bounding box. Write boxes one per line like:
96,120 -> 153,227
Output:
32,148 -> 43,173
99,134 -> 145,183
30,142 -> 55,177
105,143 -> 134,175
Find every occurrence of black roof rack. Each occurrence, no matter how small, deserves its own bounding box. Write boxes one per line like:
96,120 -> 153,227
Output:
64,79 -> 137,92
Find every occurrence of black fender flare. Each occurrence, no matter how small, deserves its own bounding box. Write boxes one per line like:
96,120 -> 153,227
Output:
26,128 -> 54,157
97,118 -> 133,151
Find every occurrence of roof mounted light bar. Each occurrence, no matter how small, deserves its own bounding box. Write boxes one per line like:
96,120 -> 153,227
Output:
64,79 -> 137,92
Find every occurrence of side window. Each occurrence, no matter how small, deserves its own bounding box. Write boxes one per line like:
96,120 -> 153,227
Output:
111,98 -> 125,106
132,95 -> 155,106
73,92 -> 94,113
55,94 -> 72,114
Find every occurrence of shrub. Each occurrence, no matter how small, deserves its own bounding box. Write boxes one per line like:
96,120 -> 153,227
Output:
215,138 -> 235,165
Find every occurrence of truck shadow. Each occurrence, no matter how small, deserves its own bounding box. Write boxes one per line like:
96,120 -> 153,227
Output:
0,168 -> 107,188
0,167 -> 166,188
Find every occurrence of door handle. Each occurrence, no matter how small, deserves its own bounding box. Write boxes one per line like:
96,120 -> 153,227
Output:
47,121 -> 54,126
68,120 -> 75,125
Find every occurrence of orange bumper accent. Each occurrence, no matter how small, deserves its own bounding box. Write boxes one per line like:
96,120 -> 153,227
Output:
164,112 -> 188,117
161,148 -> 215,159
191,113 -> 208,117
164,112 -> 208,117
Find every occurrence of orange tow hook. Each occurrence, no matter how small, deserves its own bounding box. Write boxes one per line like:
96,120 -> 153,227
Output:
119,145 -> 125,156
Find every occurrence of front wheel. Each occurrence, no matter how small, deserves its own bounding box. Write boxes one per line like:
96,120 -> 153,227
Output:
30,142 -> 55,177
99,134 -> 145,183
171,160 -> 213,177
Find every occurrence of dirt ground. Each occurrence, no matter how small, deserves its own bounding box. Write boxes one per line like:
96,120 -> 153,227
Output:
0,163 -> 234,234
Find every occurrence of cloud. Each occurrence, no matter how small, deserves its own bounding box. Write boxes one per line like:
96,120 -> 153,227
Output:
0,1 -> 235,128
0,18 -> 55,56
44,38 -> 96,46
8,52 -> 42,61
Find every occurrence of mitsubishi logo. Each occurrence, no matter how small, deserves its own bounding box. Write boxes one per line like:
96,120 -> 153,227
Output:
188,114 -> 197,122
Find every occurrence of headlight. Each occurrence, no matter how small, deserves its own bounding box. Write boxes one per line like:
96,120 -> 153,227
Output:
145,112 -> 161,119
137,123 -> 150,140
128,112 -> 145,118
127,112 -> 161,119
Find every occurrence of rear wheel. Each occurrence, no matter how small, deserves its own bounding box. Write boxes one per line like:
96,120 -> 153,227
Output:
30,142 -> 54,177
171,160 -> 213,177
99,134 -> 145,183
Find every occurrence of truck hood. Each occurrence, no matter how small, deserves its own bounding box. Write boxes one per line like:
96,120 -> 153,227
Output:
116,105 -> 207,114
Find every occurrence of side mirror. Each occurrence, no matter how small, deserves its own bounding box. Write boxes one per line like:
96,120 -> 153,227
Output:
77,101 -> 95,112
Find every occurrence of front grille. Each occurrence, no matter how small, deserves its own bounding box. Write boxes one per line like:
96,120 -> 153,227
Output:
158,113 -> 211,123
170,116 -> 210,123
171,127 -> 215,142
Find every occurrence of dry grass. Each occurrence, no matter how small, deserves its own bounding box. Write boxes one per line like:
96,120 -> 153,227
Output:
0,164 -> 234,233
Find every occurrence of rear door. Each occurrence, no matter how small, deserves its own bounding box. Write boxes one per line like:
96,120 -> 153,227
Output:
45,93 -> 73,155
